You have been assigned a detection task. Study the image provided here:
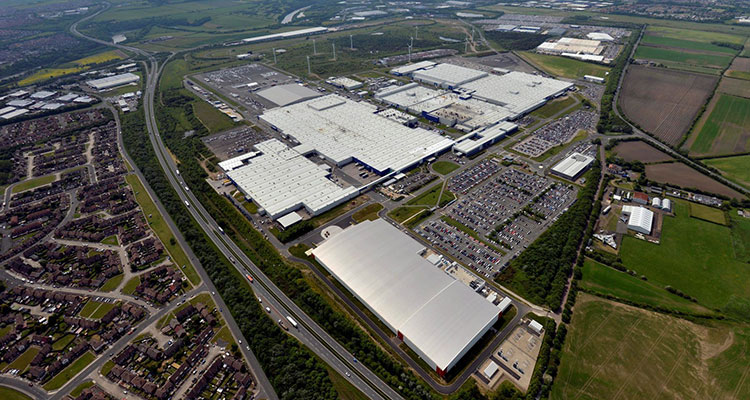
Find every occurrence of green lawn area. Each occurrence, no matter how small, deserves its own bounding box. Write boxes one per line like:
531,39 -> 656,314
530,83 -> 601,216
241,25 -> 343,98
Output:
352,203 -> 383,223
11,175 -> 56,193
52,334 -> 76,351
4,347 -> 39,373
641,34 -> 738,54
388,206 -> 428,224
704,155 -> 750,190
646,25 -> 746,45
90,302 -> 118,319
531,96 -> 577,119
726,70 -> 750,80
690,94 -> 750,155
327,367 -> 370,400
406,183 -> 454,207
78,300 -> 102,318
635,45 -> 732,69
192,100 -> 236,133
100,360 -> 115,377
729,210 -> 750,263
551,293 -> 750,400
126,174 -> 200,286
212,326 -> 235,346
69,381 -> 94,398
101,234 -> 119,246
122,276 -> 141,295
0,386 -> 32,400
99,274 -> 124,292
580,259 -> 711,314
689,202 -> 727,225
43,351 -> 96,391
519,51 -> 610,79
619,199 -> 750,318
431,161 -> 460,175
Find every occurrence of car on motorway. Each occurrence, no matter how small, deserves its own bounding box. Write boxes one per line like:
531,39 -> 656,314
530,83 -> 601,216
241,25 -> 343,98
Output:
265,306 -> 271,313
278,319 -> 288,331
345,372 -> 351,378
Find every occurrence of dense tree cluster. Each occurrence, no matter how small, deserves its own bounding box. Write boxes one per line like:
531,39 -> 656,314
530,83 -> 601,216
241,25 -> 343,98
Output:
496,165 -> 601,309
484,31 -> 551,51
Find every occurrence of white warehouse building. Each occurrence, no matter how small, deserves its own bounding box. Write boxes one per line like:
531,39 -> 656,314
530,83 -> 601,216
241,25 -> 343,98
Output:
622,205 -> 654,235
86,73 -> 140,90
311,219 -> 500,377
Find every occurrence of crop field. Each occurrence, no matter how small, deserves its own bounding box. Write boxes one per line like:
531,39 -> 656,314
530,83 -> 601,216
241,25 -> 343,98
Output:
689,202 -> 727,225
645,26 -> 746,46
634,46 -> 733,70
612,140 -> 673,163
551,294 -> 750,400
717,77 -> 750,99
620,199 -> 750,316
640,34 -> 737,55
580,259 -> 712,314
519,51 -> 610,79
73,50 -> 126,66
729,210 -> 750,263
704,155 -> 750,190
725,57 -> 750,81
620,65 -> 717,145
645,162 -> 744,199
688,94 -> 750,156
18,66 -> 87,86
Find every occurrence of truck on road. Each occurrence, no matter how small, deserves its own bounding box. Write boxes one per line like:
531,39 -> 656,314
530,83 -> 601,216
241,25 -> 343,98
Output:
286,316 -> 298,329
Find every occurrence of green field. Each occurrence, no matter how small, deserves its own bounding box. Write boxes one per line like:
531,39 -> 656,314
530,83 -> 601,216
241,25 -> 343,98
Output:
78,300 -> 102,318
690,94 -> 750,155
99,274 -> 123,292
641,34 -> 737,54
126,174 -> 200,285
4,347 -> 39,373
619,199 -> 750,318
634,45 -> 732,69
101,234 -> 119,246
704,155 -> 750,189
431,161 -> 460,175
729,210 -> 750,263
52,334 -> 75,351
531,96 -> 577,119
388,206 -> 428,224
192,101 -> 236,133
352,203 -> 383,223
69,381 -> 94,398
406,183 -> 454,207
580,259 -> 711,314
43,351 -> 96,390
90,302 -> 118,320
645,26 -> 746,46
122,276 -> 140,295
0,386 -> 31,400
520,51 -> 610,79
689,202 -> 727,225
551,293 -> 750,400
11,175 -> 56,193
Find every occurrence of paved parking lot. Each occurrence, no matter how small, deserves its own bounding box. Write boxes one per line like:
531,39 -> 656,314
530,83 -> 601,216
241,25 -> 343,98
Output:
194,63 -> 298,111
201,126 -> 272,160
513,109 -> 597,157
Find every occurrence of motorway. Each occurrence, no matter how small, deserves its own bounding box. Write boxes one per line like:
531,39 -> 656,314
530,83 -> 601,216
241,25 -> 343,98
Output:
68,4 -> 404,399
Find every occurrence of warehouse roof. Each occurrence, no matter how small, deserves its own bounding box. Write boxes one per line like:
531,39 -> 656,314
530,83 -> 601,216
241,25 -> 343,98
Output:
311,219 -> 499,372
87,73 -> 140,90
461,72 -> 573,115
260,94 -> 454,173
226,139 -> 358,218
30,91 -> 56,100
241,27 -> 328,43
412,63 -> 488,87
622,205 -> 653,234
390,61 -> 436,75
256,83 -> 321,107
551,152 -> 594,180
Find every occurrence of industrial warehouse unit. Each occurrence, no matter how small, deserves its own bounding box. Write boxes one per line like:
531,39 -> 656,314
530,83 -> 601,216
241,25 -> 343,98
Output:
221,139 -> 358,219
86,73 -> 140,90
311,219 -> 501,377
260,94 -> 454,174
622,205 -> 654,235
550,152 -> 595,181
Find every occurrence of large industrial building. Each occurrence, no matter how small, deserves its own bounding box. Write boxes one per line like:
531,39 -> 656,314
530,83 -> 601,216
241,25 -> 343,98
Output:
256,83 -> 321,107
311,219 -> 501,376
221,139 -> 358,219
550,152 -> 595,181
241,27 -> 328,44
86,73 -> 140,90
260,94 -> 454,174
459,71 -> 574,115
412,63 -> 488,89
537,37 -> 603,55
622,205 -> 654,235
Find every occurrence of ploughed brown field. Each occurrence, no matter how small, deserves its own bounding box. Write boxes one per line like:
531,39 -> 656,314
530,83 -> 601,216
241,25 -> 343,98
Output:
717,77 -> 750,98
612,140 -> 673,163
620,65 -> 717,145
645,162 -> 745,199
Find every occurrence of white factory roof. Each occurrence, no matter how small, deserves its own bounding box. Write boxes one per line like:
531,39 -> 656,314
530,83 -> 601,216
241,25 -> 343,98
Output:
311,219 -> 499,372
277,211 -> 303,228
41,102 -> 64,110
587,32 -> 614,41
390,61 -> 436,75
30,90 -> 57,100
9,90 -> 28,98
453,121 -> 517,155
529,320 -> 544,334
328,77 -> 363,90
412,63 -> 488,88
218,152 -> 259,171
87,73 -> 140,90
226,139 -> 358,218
551,152 -> 594,180
537,37 -> 602,55
58,93 -> 79,102
1,109 -> 28,120
461,72 -> 573,115
256,83 -> 321,107
241,27 -> 328,43
0,106 -> 16,116
260,94 -> 454,174
622,205 -> 653,235
562,53 -> 605,62
497,297 -> 512,313
7,99 -> 33,108
73,96 -> 95,103
483,361 -> 499,379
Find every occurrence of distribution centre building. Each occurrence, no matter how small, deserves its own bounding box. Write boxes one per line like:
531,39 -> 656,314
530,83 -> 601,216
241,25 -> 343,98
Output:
87,73 -> 140,90
550,152 -> 595,181
260,94 -> 454,175
311,219 -> 501,376
622,205 -> 654,235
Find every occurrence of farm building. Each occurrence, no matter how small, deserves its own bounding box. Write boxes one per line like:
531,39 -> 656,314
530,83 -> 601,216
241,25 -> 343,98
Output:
256,84 -> 321,107
87,73 -> 140,90
652,197 -> 662,208
311,219 -> 500,377
221,139 -> 358,219
662,198 -> 672,212
633,192 -> 649,205
260,94 -> 454,175
550,152 -> 595,181
622,205 -> 654,235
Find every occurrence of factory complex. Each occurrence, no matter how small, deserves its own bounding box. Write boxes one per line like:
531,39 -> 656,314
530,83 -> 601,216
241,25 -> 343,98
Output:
86,72 -> 140,90
311,219 -> 501,376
